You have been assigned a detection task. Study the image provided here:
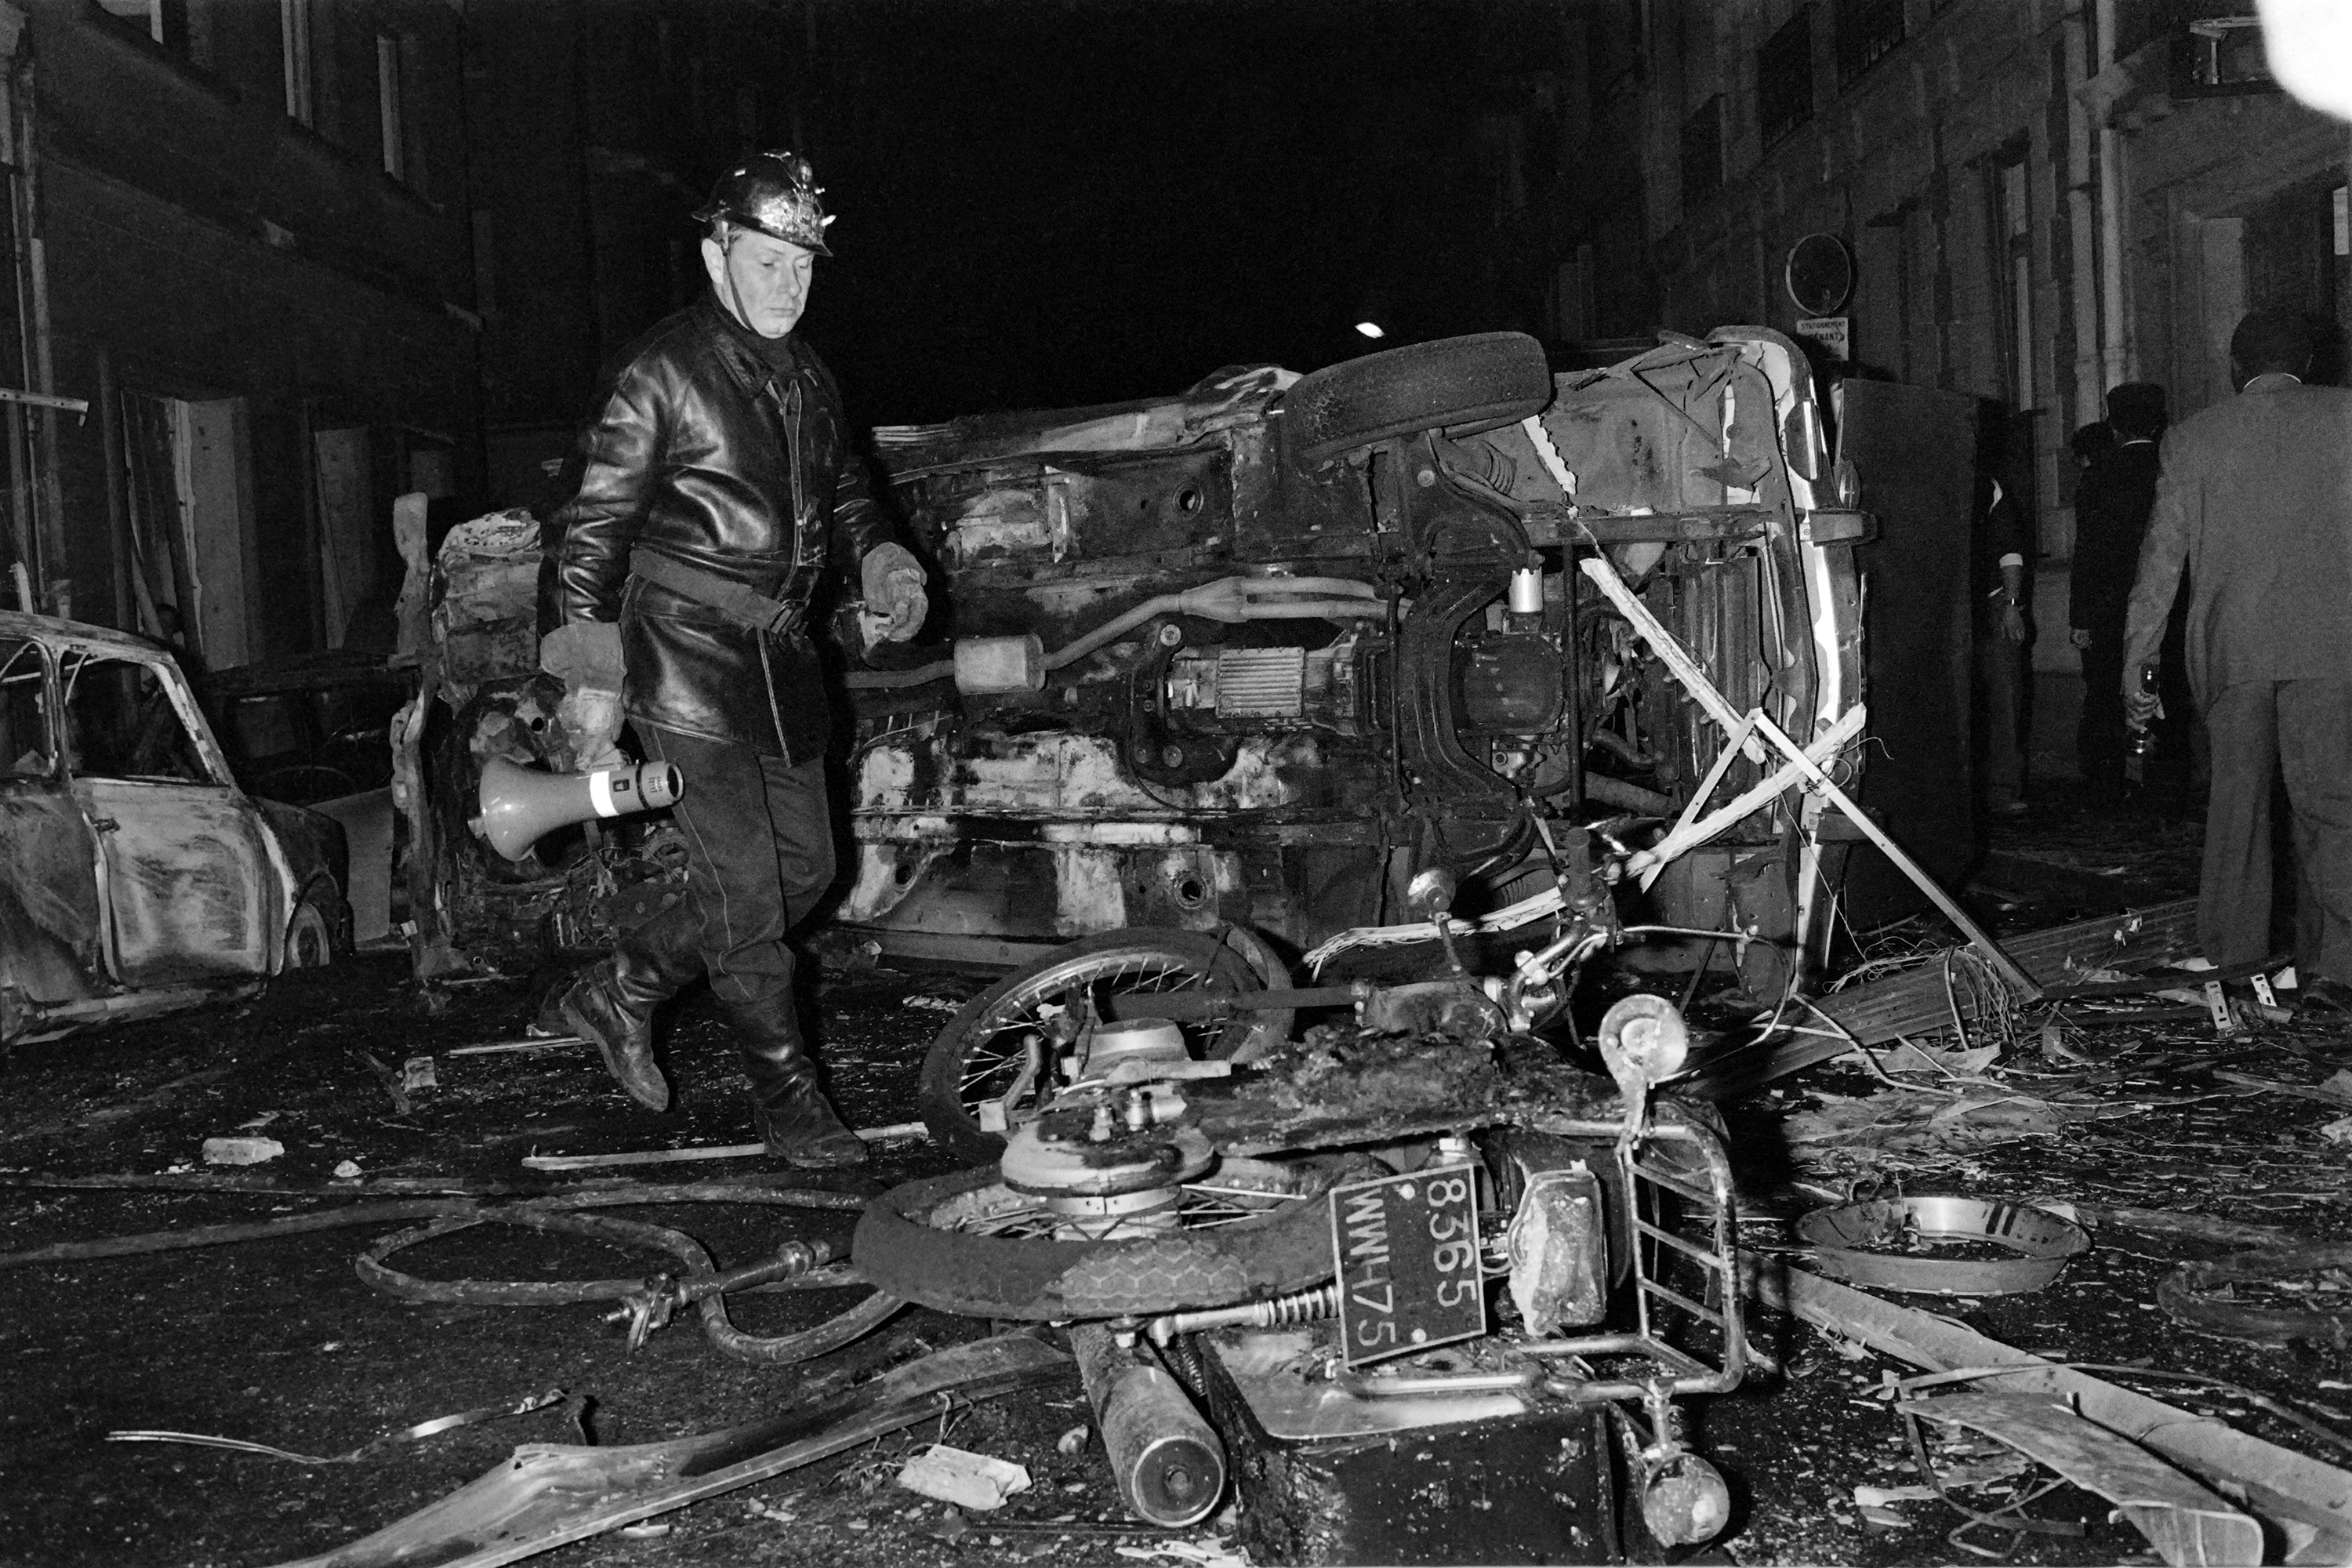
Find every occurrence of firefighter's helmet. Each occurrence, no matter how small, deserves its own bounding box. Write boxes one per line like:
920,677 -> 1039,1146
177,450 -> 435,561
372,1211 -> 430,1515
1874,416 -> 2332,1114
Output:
694,151 -> 833,256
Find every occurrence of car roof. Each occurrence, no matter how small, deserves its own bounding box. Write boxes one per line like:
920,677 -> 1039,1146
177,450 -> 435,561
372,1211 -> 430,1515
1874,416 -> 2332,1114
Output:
0,608 -> 175,659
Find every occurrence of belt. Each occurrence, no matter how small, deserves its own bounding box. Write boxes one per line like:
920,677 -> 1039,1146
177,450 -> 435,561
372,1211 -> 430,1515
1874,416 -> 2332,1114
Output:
629,548 -> 807,637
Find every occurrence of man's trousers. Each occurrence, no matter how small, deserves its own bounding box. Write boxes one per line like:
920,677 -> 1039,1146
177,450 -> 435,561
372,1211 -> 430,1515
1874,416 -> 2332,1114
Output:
615,724 -> 836,1044
2199,679 -> 2352,983
1974,604 -> 2026,806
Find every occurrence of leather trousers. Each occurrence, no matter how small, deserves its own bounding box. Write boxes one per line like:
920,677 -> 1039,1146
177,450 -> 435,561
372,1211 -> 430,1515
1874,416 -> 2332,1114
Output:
614,723 -> 837,1096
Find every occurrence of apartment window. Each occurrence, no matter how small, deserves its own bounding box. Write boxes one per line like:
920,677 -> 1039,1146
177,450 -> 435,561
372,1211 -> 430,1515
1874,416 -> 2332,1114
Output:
281,0 -> 314,125
377,33 -> 405,181
1835,0 -> 1904,87
1681,95 -> 1724,209
1758,8 -> 1814,146
2183,16 -> 2274,94
1994,156 -> 2035,410
95,0 -> 187,55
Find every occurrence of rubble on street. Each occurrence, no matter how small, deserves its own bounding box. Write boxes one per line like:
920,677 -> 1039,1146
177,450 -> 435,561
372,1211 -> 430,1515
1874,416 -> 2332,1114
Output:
1,808 -> 2350,1567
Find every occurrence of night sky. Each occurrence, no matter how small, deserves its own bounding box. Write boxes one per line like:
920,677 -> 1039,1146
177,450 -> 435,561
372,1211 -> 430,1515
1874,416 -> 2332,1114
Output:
786,1 -> 1549,425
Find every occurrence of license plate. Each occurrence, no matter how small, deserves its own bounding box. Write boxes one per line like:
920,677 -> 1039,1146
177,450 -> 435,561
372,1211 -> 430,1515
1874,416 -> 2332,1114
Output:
1328,1164 -> 1486,1367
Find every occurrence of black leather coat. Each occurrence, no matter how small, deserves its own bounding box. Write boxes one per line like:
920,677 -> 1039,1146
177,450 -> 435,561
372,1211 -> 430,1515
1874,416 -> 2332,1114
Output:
546,298 -> 894,762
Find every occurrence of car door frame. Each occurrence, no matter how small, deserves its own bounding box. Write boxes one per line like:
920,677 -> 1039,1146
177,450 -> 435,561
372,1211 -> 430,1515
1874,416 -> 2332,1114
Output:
53,630 -> 293,986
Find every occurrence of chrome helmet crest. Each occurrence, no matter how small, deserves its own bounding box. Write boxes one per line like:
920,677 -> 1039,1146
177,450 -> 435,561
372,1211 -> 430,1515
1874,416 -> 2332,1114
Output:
693,151 -> 833,256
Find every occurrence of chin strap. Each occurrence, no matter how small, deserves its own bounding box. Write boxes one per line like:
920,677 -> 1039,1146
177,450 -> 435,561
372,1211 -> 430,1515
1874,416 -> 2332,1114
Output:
717,227 -> 757,334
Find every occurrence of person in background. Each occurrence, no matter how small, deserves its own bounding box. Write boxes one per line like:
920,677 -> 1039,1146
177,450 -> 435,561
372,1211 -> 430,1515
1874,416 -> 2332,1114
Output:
1976,454 -> 2033,817
2069,385 -> 2167,797
2123,310 -> 2352,1010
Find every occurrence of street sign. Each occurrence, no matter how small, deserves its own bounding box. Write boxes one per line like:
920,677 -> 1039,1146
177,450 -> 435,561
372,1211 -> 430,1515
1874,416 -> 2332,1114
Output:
1329,1163 -> 1485,1367
1795,315 -> 1849,364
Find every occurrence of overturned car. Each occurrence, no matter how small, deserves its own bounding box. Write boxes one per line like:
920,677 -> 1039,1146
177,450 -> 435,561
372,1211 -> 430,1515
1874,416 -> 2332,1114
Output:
839,328 -> 1864,989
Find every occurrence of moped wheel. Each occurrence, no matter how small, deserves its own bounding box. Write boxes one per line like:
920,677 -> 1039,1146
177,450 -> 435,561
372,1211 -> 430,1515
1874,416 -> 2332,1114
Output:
853,1154 -> 1367,1320
1283,331 -> 1552,466
916,927 -> 1293,1163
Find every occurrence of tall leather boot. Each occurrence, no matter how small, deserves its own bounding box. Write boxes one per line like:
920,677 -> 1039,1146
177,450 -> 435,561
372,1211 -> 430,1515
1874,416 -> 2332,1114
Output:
560,913 -> 702,1112
733,1006 -> 866,1168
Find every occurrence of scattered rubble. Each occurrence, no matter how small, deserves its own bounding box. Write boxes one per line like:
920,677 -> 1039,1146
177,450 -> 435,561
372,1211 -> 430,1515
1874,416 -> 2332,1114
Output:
199,1135 -> 285,1166
895,1443 -> 1033,1510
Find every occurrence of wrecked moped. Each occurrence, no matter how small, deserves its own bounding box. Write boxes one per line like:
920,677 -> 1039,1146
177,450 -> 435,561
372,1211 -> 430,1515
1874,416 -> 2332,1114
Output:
855,858 -> 1745,1559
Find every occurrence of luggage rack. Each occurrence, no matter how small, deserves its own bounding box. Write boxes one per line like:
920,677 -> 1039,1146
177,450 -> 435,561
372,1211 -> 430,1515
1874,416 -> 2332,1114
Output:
1512,1118 -> 1747,1403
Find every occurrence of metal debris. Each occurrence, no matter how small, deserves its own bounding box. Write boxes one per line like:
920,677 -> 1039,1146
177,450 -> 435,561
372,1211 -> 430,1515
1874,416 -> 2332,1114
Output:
107,1388 -> 564,1466
258,1334 -> 1072,1568
1904,1391 -> 2258,1566
1795,1196 -> 2090,1296
519,1123 -> 928,1171
2158,1241 -> 2352,1348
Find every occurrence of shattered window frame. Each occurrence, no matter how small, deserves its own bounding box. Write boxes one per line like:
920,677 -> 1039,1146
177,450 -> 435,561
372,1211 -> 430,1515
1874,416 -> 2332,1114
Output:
57,648 -> 217,787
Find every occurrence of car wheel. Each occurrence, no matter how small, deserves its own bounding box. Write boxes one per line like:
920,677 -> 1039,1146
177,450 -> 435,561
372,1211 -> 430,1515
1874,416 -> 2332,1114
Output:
1283,331 -> 1553,466
286,899 -> 337,969
916,928 -> 1294,1164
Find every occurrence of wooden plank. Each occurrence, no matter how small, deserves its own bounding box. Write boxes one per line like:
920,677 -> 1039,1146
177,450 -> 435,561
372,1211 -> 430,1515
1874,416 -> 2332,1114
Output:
1632,709 -> 1861,893
1750,1261 -> 2352,1561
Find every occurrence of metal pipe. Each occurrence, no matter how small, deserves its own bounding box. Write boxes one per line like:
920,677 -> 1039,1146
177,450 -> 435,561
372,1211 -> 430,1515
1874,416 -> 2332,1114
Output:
1331,1366 -> 1540,1398
2095,0 -> 2131,387
16,42 -> 60,611
1108,983 -> 1368,1021
98,351 -> 132,631
1071,1326 -> 1226,1529
847,575 -> 1384,691
2064,5 -> 2104,430
0,386 -> 85,415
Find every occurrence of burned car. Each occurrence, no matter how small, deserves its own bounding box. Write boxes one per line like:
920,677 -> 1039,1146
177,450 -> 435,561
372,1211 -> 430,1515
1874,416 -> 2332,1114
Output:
0,610 -> 350,1050
838,328 -> 1864,989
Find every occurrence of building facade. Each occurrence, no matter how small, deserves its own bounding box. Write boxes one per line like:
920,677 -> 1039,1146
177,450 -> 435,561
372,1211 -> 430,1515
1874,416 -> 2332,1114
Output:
1632,0 -> 2351,779
0,0 -> 479,670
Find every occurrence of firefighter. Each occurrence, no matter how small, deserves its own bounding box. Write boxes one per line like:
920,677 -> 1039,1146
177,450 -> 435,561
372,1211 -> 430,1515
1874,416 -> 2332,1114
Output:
539,151 -> 927,1166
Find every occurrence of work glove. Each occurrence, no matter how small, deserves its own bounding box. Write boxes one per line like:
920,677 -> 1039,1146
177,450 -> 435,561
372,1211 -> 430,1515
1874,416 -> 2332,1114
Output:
539,621 -> 626,772
859,542 -> 928,644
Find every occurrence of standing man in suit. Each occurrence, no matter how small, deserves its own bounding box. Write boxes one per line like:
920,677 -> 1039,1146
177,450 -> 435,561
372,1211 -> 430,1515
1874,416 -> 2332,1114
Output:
2070,384 -> 2166,796
2122,310 -> 2352,1007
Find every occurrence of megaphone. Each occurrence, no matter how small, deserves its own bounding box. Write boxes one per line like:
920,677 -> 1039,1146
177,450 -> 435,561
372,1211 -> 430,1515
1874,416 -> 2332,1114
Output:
470,757 -> 684,862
